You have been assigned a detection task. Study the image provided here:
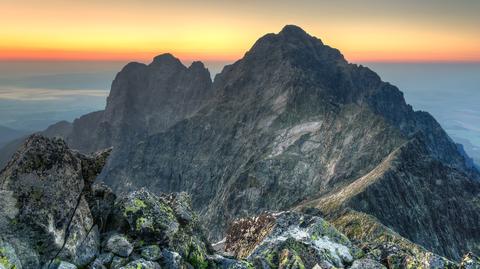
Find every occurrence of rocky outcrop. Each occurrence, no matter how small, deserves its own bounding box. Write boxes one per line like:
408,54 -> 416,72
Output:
0,135 -> 110,268
225,212 -> 359,268
224,211 -> 463,269
0,136 -> 212,269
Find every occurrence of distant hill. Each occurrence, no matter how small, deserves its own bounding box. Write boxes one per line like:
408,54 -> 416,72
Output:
0,125 -> 30,148
454,136 -> 480,168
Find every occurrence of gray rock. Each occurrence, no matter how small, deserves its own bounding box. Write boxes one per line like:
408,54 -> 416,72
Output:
57,261 -> 77,269
460,252 -> 480,269
0,135 -> 110,268
207,254 -> 253,269
110,256 -> 128,269
119,258 -> 161,269
90,252 -> 114,268
226,212 -> 356,268
162,192 -> 194,224
105,235 -> 133,257
0,240 -> 22,269
350,258 -> 386,269
161,250 -> 182,269
140,245 -> 161,261
85,183 -> 116,233
111,189 -> 179,243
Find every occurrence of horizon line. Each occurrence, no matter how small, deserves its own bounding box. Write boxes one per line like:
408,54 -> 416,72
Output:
1,58 -> 479,64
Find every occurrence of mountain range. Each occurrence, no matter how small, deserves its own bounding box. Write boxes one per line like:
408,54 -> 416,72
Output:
1,25 -> 479,268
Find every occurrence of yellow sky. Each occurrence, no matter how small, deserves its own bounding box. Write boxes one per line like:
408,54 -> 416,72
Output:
1,0 -> 480,62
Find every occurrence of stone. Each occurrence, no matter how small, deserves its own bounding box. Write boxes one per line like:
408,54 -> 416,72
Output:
161,250 -> 182,269
162,192 -> 194,224
105,234 -> 133,257
57,261 -> 78,269
227,212 -> 357,269
350,258 -> 386,269
112,189 -> 179,243
0,135 -> 109,268
85,183 -> 116,233
119,258 -> 161,269
460,252 -> 480,269
90,252 -> 114,268
110,256 -> 128,269
0,241 -> 22,269
141,245 -> 162,261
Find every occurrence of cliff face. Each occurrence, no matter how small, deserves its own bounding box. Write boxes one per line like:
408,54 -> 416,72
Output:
39,25 -> 479,260
42,54 -> 214,154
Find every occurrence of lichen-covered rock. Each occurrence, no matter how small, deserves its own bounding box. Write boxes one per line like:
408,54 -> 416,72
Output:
0,240 -> 22,269
329,210 -> 457,269
0,135 -> 110,268
111,189 -> 179,243
140,245 -> 161,261
105,234 -> 133,257
110,256 -> 128,269
108,189 -> 212,269
162,192 -> 194,224
119,258 -> 161,269
226,212 -> 358,269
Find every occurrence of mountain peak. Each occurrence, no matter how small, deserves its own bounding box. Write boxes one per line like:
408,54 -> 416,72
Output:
151,53 -> 184,68
279,24 -> 308,36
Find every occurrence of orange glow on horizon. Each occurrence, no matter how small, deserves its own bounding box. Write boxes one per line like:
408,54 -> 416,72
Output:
1,1 -> 480,63
1,48 -> 479,64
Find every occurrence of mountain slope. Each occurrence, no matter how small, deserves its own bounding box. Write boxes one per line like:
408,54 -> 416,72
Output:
42,25 -> 479,260
0,125 -> 29,148
42,54 -> 214,153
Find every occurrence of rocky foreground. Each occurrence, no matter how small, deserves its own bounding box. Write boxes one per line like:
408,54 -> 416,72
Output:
1,135 -> 479,269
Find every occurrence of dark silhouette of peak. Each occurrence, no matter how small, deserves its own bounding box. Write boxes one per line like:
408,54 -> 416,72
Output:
245,25 -> 343,67
151,53 -> 184,68
278,24 -> 312,41
189,60 -> 206,70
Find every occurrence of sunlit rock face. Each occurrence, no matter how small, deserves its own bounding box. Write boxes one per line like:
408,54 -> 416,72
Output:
41,25 -> 480,260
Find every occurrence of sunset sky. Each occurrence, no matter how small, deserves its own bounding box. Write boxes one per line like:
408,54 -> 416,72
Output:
1,0 -> 480,62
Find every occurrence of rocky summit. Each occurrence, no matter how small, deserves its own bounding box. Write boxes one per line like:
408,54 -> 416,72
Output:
1,25 -> 480,268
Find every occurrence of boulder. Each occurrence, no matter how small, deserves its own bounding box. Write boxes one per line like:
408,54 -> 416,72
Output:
0,135 -> 110,268
140,245 -> 162,261
105,234 -> 133,257
111,189 -> 179,243
119,258 -> 161,269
